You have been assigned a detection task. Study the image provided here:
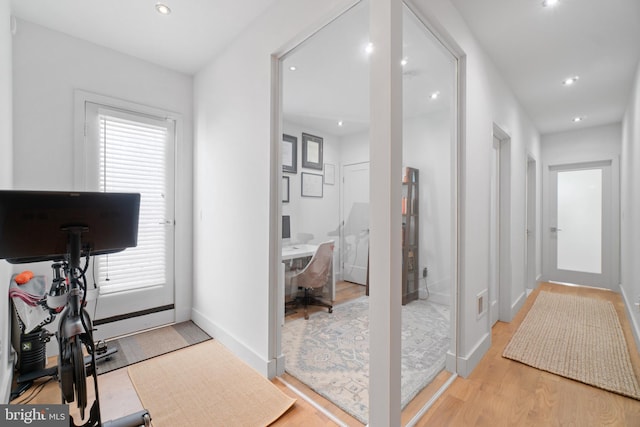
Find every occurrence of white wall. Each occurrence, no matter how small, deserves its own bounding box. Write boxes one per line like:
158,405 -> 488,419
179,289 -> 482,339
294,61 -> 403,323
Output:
282,121 -> 342,247
621,62 -> 640,348
411,0 -> 541,375
193,0 -> 354,377
192,0 -> 541,405
540,123 -> 622,286
339,111 -> 455,307
542,123 -> 621,163
0,0 -> 13,404
11,19 -> 194,324
404,110 -> 453,305
341,130 -> 369,165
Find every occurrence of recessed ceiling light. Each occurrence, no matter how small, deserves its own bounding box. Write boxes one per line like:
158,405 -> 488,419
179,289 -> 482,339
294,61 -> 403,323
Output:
572,116 -> 584,123
563,76 -> 579,86
542,0 -> 559,7
289,65 -> 297,71
365,43 -> 374,55
401,58 -> 408,67
338,120 -> 344,127
155,3 -> 171,15
430,91 -> 440,100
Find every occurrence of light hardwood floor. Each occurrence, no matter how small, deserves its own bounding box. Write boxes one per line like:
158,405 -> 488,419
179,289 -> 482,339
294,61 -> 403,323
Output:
274,282 -> 640,426
13,282 -> 640,426
413,282 -> 640,427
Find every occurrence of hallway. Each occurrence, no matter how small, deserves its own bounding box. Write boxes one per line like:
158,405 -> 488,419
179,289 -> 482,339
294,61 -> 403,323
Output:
416,282 -> 640,426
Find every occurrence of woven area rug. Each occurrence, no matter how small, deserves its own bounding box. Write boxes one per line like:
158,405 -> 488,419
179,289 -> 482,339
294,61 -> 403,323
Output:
128,340 -> 295,426
503,291 -> 640,399
282,296 -> 450,424
96,321 -> 211,375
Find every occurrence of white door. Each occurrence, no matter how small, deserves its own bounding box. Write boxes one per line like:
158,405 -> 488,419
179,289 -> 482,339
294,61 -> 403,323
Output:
526,157 -> 537,290
490,131 -> 511,325
83,102 -> 175,336
548,161 -> 613,289
489,135 -> 501,325
342,162 -> 370,285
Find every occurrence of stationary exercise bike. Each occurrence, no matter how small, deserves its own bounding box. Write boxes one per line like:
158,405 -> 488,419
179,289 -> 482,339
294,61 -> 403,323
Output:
57,226 -> 152,427
0,190 -> 151,427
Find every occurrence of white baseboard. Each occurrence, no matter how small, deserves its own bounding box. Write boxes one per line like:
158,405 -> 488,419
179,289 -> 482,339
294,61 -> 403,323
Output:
191,307 -> 275,378
422,290 -> 449,306
421,277 -> 450,306
620,284 -> 640,352
510,290 -> 527,321
447,332 -> 491,378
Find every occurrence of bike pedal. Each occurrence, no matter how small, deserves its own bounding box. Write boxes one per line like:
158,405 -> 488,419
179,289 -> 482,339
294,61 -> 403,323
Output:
95,340 -> 108,355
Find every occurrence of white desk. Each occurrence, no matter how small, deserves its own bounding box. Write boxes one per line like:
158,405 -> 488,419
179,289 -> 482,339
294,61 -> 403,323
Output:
281,243 -> 335,309
282,244 -> 318,261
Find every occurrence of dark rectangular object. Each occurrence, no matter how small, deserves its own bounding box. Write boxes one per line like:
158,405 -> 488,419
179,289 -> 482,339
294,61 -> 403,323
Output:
282,215 -> 291,239
0,190 -> 140,263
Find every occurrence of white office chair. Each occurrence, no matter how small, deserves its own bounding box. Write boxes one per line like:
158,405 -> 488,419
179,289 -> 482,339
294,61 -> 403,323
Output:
286,240 -> 334,319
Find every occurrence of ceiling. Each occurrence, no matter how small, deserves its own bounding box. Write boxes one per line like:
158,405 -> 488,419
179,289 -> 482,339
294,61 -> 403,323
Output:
10,0 -> 280,75
282,2 -> 456,137
9,0 -> 640,136
450,0 -> 640,134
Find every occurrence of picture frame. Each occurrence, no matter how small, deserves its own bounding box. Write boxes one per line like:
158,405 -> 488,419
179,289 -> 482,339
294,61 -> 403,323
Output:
282,134 -> 297,174
282,176 -> 289,203
324,163 -> 335,185
301,172 -> 323,198
301,133 -> 323,170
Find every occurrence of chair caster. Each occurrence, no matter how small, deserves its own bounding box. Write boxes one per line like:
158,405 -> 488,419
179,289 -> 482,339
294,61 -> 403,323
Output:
328,307 -> 333,313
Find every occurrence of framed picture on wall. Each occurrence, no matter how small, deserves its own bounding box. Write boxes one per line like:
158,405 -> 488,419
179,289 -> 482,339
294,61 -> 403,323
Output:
301,172 -> 323,198
324,163 -> 335,185
302,133 -> 323,170
282,176 -> 290,203
282,134 -> 297,174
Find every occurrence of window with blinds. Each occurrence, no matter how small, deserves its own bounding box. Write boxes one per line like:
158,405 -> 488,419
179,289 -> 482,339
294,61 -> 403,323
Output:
96,112 -> 171,294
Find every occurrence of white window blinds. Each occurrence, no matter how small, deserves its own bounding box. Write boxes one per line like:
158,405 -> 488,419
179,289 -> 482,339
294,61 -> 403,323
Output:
96,112 -> 170,294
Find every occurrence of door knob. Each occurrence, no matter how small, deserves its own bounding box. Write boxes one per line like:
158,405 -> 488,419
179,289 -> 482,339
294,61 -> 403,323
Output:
550,227 -> 562,232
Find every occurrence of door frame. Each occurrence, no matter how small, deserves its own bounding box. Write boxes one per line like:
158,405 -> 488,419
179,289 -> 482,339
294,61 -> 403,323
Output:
542,158 -> 620,289
73,90 -> 181,340
490,124 -> 511,325
525,155 -> 537,291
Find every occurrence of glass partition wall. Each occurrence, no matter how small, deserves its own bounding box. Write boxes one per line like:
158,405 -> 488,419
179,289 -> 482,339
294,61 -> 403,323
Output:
279,1 -> 458,424
400,5 -> 458,421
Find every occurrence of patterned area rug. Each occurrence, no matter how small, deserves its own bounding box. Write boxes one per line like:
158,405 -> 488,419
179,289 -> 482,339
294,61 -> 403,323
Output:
503,291 -> 640,400
282,296 -> 450,424
96,321 -> 211,375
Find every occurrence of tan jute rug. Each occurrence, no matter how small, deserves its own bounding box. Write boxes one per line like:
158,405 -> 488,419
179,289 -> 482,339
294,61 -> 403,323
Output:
128,340 -> 295,426
503,291 -> 640,399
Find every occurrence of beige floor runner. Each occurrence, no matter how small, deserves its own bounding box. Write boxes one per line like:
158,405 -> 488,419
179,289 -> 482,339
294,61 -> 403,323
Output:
128,340 -> 295,426
503,291 -> 640,399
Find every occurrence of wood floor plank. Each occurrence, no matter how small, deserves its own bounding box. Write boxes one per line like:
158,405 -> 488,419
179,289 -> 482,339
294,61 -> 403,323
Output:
413,282 -> 640,427
12,282 -> 640,426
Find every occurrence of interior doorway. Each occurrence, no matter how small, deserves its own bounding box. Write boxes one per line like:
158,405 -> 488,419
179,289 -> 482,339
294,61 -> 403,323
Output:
491,125 -> 511,325
525,156 -> 537,291
546,160 -> 616,289
342,162 -> 370,285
